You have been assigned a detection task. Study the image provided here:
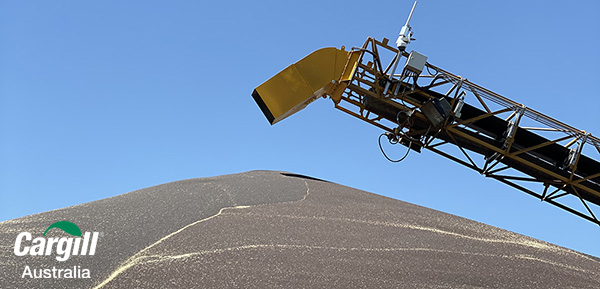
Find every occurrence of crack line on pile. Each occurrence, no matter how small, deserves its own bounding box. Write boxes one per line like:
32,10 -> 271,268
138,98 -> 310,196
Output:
224,211 -> 597,262
92,179 -> 311,289
160,245 -> 589,273
101,244 -> 591,278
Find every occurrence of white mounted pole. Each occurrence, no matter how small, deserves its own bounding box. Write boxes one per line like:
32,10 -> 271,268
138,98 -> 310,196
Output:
396,1 -> 418,51
385,1 -> 418,94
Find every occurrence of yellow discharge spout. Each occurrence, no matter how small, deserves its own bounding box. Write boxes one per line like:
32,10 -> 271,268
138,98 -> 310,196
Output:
252,47 -> 358,125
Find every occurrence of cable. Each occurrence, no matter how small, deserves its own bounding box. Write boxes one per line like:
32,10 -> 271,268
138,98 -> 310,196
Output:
421,125 -> 432,142
396,110 -> 413,127
426,64 -> 438,76
378,133 -> 411,163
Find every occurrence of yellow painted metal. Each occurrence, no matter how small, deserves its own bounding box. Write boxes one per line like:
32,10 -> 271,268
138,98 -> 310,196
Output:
252,47 -> 359,125
252,36 -> 600,224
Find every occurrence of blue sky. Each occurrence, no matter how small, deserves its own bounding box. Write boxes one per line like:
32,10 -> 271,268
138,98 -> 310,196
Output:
1,1 -> 599,257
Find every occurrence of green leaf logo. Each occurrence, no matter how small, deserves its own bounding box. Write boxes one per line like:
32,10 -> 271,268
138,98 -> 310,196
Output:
43,221 -> 82,236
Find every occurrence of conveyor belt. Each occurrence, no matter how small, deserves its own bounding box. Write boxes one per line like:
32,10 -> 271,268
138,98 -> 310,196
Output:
335,38 -> 600,224
363,85 -> 600,207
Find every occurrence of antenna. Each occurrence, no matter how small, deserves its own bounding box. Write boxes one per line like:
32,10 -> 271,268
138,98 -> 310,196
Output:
384,1 -> 418,94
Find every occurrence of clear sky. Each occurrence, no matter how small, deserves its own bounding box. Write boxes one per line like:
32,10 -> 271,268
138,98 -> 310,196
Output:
1,1 -> 599,257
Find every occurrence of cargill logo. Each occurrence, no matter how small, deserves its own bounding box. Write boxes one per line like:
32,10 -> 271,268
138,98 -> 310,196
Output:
14,221 -> 99,262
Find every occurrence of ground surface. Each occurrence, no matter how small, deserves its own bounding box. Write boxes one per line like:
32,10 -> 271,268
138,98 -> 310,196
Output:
1,170 -> 599,288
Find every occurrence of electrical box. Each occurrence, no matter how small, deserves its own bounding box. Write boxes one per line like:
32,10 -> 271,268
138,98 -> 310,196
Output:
420,97 -> 451,127
404,51 -> 428,74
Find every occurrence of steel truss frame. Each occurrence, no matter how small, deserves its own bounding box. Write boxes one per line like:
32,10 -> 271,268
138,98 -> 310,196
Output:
327,37 -> 600,225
